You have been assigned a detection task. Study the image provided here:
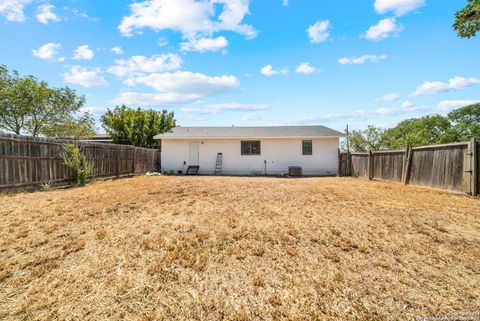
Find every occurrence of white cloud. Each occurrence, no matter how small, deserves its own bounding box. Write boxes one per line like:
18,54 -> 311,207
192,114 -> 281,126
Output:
287,110 -> 371,125
376,92 -> 399,101
374,0 -> 425,16
113,71 -> 240,105
127,71 -> 239,92
36,4 -> 60,24
109,55 -> 236,105
158,37 -> 169,46
412,76 -> 480,97
260,65 -> 288,76
63,66 -> 108,88
375,102 -> 428,115
338,54 -> 387,65
375,107 -> 398,116
118,0 -> 257,54
112,92 -> 200,105
108,53 -> 183,77
71,8 -> 99,21
0,0 -> 32,22
282,0 -> 289,7
73,45 -> 94,60
78,106 -> 107,116
295,62 -> 317,75
288,103 -> 430,124
243,112 -> 262,120
32,43 -> 62,61
437,100 -> 480,113
307,20 -> 331,43
180,36 -> 228,52
181,102 -> 269,114
364,18 -> 403,41
111,46 -> 124,55
401,100 -> 415,108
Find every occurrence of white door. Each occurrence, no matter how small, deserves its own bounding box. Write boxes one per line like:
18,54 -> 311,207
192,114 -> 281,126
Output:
189,141 -> 199,165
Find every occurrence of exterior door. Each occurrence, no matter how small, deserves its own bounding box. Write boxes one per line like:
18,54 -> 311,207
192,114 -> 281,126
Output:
189,141 -> 200,165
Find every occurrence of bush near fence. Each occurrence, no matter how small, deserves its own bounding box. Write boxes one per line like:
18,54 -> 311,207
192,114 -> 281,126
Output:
341,139 -> 479,196
0,133 -> 161,188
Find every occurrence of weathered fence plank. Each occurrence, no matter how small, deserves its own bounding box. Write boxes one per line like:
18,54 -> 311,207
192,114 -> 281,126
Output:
474,140 -> 479,196
402,147 -> 412,184
0,133 -> 161,189
344,141 -> 477,196
350,153 -> 369,177
368,151 -> 373,180
408,143 -> 468,192
372,150 -> 405,182
464,139 -> 473,195
338,152 -> 350,177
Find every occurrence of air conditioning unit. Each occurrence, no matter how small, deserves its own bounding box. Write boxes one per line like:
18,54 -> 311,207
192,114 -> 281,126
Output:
288,166 -> 302,177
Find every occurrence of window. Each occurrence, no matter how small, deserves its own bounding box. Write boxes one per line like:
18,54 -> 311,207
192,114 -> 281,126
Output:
302,140 -> 312,155
241,141 -> 261,155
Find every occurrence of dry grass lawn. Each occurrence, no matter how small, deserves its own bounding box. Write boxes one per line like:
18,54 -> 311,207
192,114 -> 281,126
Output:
1,176 -> 479,321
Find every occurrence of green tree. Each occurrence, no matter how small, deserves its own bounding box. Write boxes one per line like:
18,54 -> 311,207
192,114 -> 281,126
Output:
41,113 -> 96,139
101,105 -> 176,148
382,115 -> 456,149
0,65 -> 89,137
27,83 -> 86,137
453,0 -> 480,38
0,65 -> 34,134
345,125 -> 387,152
447,103 -> 480,140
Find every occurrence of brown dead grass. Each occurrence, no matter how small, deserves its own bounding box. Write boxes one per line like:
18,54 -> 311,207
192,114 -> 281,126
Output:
0,176 -> 479,321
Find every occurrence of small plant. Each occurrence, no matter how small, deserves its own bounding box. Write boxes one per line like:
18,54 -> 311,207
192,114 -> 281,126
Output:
61,144 -> 93,185
40,182 -> 52,191
333,272 -> 344,282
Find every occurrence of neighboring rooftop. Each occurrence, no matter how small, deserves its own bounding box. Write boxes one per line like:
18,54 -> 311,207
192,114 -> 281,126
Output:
77,134 -> 112,143
154,126 -> 345,139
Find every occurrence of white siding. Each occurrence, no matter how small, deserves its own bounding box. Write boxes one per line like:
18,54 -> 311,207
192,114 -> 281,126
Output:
161,138 -> 339,176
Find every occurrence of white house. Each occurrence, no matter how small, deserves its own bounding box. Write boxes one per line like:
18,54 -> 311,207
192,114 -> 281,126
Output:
154,126 -> 345,176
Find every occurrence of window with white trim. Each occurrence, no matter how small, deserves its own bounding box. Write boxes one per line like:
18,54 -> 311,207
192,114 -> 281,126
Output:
302,140 -> 312,155
241,141 -> 261,155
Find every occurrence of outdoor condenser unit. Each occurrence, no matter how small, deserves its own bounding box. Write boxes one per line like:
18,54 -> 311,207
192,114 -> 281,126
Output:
288,166 -> 302,177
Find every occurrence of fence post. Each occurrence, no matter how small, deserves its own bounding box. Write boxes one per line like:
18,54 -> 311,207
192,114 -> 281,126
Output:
471,138 -> 477,196
403,146 -> 413,185
338,149 -> 341,176
132,147 -> 136,174
116,148 -> 121,177
368,150 -> 373,180
346,152 -> 351,176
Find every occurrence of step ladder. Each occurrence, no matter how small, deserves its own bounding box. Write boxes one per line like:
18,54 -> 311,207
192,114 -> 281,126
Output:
186,166 -> 200,175
214,153 -> 223,175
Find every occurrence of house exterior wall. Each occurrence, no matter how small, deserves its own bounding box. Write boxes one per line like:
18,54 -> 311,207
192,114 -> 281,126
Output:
161,138 -> 339,176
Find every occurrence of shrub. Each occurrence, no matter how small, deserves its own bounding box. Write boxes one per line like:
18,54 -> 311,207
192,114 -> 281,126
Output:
61,144 -> 93,185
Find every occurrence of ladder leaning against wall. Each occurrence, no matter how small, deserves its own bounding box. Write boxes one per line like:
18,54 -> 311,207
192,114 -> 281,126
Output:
215,153 -> 223,175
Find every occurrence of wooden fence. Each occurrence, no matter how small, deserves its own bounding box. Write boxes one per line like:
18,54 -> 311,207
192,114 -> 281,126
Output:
342,139 -> 479,196
0,133 -> 161,189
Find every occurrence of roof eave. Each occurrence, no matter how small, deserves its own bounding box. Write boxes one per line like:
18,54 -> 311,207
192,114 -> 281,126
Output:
154,135 -> 344,140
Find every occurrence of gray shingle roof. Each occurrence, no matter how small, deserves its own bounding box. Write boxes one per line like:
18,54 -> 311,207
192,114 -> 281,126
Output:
154,125 -> 345,139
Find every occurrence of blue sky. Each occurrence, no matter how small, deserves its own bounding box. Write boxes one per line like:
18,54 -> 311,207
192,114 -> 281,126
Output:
1,0 -> 479,132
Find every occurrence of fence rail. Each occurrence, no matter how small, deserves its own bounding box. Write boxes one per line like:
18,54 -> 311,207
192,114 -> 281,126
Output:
342,139 -> 479,196
0,133 -> 160,188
